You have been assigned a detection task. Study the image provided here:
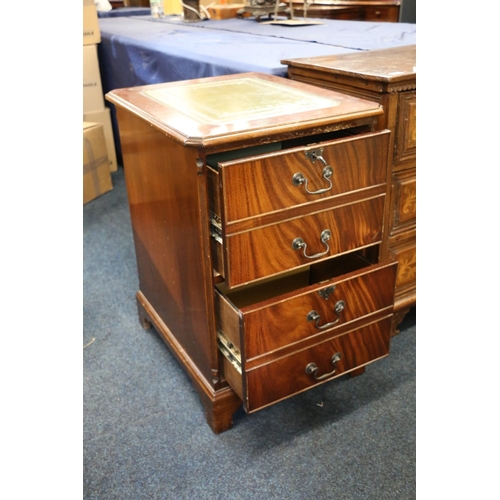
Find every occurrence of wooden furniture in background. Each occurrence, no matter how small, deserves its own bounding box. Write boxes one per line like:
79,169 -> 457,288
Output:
289,4 -> 369,20
282,45 -> 416,334
106,72 -> 397,433
123,0 -> 149,6
291,0 -> 401,21
114,0 -> 400,20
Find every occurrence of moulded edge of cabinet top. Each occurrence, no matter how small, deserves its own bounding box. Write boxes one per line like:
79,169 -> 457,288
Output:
282,45 -> 416,84
105,72 -> 383,149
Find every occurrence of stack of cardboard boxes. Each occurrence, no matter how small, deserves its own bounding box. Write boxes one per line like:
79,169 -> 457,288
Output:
83,0 -> 116,204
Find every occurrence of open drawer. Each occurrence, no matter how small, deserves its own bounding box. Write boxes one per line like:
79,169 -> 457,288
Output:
215,252 -> 397,412
207,130 -> 390,223
208,129 -> 390,289
212,195 -> 385,288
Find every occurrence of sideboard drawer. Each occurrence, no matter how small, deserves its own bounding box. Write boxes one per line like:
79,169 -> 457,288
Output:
212,194 -> 386,288
216,254 -> 396,412
395,91 -> 416,166
363,6 -> 399,22
390,168 -> 416,235
209,130 -> 390,224
389,236 -> 416,294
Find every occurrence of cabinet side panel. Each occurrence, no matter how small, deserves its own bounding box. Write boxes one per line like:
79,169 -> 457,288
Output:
117,109 -> 213,381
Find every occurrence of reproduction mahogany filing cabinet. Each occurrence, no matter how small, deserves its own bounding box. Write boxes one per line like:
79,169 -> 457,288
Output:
283,45 -> 416,333
106,73 -> 397,433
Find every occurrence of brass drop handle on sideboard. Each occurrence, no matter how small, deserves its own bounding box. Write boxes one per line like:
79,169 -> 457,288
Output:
307,299 -> 345,330
305,352 -> 342,381
292,148 -> 333,195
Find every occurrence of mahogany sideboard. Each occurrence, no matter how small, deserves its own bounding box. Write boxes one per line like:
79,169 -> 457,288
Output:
282,45 -> 416,333
106,72 -> 397,433
118,0 -> 400,21
289,0 -> 401,22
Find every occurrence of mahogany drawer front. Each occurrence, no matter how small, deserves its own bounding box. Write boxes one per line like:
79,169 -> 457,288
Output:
216,259 -> 397,361
212,130 -> 390,225
395,91 -> 416,166
363,6 -> 400,22
223,316 -> 392,413
390,168 -> 416,235
218,194 -> 386,288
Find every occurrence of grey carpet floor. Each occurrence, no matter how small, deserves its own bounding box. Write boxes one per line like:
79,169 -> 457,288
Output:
83,167 -> 416,500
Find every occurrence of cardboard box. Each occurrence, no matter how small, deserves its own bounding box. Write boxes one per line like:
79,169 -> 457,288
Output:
84,0 -> 101,45
205,4 -> 245,19
83,122 -> 113,204
164,0 -> 183,14
83,44 -> 105,113
83,108 -> 118,172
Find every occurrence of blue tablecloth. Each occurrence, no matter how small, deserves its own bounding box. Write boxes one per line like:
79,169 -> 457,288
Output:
98,16 -> 416,88
97,15 -> 416,162
147,15 -> 417,50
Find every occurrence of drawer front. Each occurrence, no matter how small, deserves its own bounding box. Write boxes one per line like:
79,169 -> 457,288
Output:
390,168 -> 416,234
244,316 -> 392,412
217,130 -> 390,224
390,236 -> 416,294
224,195 -> 385,287
395,91 -> 416,166
240,261 -> 397,361
363,6 -> 400,22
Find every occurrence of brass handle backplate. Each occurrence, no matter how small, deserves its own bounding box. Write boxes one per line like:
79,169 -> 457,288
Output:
292,148 -> 334,195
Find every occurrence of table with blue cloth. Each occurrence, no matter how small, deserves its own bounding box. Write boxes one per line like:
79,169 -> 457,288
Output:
97,15 -> 416,162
